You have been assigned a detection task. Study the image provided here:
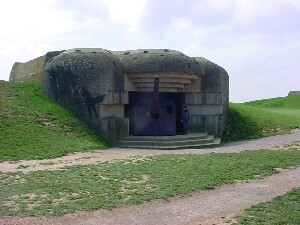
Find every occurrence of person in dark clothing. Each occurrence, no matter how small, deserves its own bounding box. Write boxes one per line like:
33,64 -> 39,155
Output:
181,105 -> 190,134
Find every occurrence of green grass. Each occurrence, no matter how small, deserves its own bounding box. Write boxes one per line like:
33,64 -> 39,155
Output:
244,95 -> 300,109
0,81 -> 109,162
236,188 -> 300,225
222,95 -> 300,142
0,148 -> 300,217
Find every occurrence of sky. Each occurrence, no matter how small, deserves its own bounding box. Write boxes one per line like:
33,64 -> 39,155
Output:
0,0 -> 299,102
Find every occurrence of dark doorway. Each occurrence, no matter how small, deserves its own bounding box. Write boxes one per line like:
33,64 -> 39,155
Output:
125,92 -> 184,135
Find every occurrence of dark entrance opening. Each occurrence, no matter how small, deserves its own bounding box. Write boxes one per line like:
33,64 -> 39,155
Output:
125,92 -> 184,135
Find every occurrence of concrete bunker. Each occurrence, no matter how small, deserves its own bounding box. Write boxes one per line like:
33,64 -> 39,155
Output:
10,48 -> 229,147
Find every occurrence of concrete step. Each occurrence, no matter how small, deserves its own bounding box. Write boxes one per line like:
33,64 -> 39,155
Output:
116,133 -> 220,149
121,132 -> 209,142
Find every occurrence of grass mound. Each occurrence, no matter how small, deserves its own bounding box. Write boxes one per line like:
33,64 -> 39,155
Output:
244,94 -> 300,109
222,95 -> 300,142
0,81 -> 109,162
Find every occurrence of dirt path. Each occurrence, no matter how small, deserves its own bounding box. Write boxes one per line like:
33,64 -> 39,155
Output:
1,132 -> 300,173
0,132 -> 300,225
1,167 -> 300,225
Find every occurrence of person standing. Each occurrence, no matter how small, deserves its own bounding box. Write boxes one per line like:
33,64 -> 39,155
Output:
181,105 -> 190,134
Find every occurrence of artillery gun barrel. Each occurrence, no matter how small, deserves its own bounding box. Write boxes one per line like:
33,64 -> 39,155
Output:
151,76 -> 160,119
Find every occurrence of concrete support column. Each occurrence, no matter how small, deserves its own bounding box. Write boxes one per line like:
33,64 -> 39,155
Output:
190,115 -> 224,137
99,117 -> 129,144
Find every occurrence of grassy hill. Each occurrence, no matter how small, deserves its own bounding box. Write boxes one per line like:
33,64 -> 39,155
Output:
222,95 -> 300,142
0,81 -> 109,162
244,95 -> 300,109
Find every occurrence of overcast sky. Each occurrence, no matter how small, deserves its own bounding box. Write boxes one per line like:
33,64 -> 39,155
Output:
0,0 -> 299,102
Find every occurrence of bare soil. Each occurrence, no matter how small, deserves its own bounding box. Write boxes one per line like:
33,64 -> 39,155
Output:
0,132 -> 300,225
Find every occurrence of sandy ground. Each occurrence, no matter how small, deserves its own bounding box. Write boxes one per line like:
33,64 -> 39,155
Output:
1,131 -> 300,174
0,132 -> 300,225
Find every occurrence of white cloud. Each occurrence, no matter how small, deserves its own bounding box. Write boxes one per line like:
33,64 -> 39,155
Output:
103,0 -> 148,47
233,0 -> 300,24
171,17 -> 192,30
233,0 -> 268,23
0,1 -> 79,40
0,0 -> 106,80
102,0 -> 146,27
0,0 -> 104,59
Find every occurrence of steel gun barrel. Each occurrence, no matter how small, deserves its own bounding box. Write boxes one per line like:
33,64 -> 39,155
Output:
151,76 -> 160,119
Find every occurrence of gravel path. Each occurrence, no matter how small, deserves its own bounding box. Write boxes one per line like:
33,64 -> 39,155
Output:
1,167 -> 300,225
1,132 -> 299,173
0,132 -> 299,225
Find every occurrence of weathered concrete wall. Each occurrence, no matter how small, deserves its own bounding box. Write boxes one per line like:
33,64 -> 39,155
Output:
99,118 -> 129,143
187,104 -> 223,116
116,49 -> 205,75
185,104 -> 224,137
184,92 -> 222,105
9,51 -> 63,85
194,57 -> 229,125
41,48 -> 127,144
99,105 -> 124,118
190,115 -> 224,137
288,91 -> 300,96
10,56 -> 46,85
42,48 -> 125,105
124,72 -> 203,93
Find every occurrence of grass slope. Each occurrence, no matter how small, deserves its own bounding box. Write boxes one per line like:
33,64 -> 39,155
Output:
244,95 -> 300,109
222,95 -> 300,142
0,149 -> 300,217
0,81 -> 109,162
